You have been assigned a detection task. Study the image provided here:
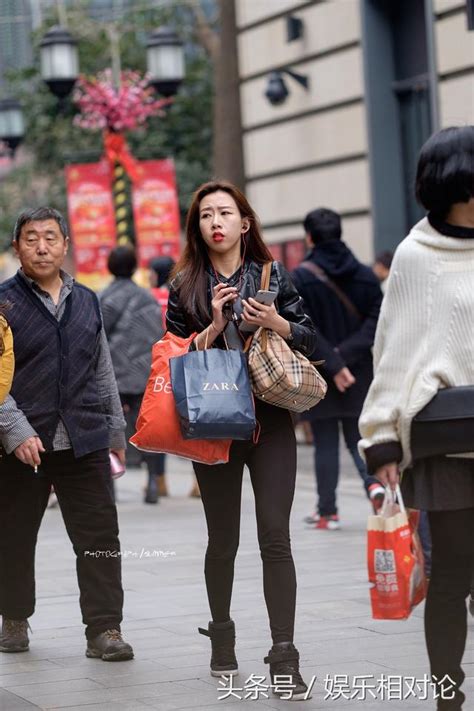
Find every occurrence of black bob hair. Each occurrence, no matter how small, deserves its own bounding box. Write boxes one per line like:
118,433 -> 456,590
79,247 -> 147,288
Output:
416,125 -> 474,218
107,246 -> 137,278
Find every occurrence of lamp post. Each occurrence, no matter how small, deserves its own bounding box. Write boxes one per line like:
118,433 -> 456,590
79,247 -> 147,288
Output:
146,27 -> 185,97
39,25 -> 79,99
38,18 -> 185,252
39,24 -> 185,101
0,99 -> 25,155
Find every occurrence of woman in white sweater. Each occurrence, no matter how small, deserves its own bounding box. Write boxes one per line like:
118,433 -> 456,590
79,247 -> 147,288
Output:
359,125 -> 473,711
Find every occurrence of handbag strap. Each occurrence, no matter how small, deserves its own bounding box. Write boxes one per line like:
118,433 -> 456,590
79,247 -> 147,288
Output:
380,484 -> 405,517
261,261 -> 272,291
243,262 -> 273,354
259,262 -> 273,352
201,324 -> 229,351
299,261 -> 362,322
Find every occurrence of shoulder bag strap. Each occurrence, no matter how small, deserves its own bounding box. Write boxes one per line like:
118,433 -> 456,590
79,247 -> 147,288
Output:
258,261 -> 274,352
244,262 -> 273,354
299,261 -> 362,322
261,261 -> 272,291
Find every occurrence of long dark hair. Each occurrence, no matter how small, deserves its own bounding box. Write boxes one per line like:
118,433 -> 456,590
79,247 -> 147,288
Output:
172,180 -> 273,324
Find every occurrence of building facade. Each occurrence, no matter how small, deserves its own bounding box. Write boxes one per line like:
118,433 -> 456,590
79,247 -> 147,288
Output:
0,0 -> 34,89
236,0 -> 473,266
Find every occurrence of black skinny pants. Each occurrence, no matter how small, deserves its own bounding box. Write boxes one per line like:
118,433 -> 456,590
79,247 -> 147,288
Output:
193,401 -> 297,644
0,449 -> 124,640
425,508 -> 474,710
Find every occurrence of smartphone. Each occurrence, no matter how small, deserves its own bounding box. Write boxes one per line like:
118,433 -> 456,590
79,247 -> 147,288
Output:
109,452 -> 126,479
254,290 -> 278,306
239,290 -> 277,333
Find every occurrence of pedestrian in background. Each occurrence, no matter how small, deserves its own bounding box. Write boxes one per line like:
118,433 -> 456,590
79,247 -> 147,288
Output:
166,180 -> 317,700
149,255 -> 175,331
100,246 -> 164,504
149,254 -> 202,499
359,126 -> 474,711
149,256 -> 176,498
292,208 -> 384,530
372,250 -> 393,293
0,207 -> 133,661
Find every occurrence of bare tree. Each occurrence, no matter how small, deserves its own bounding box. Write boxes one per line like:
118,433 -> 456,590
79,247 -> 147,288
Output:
191,0 -> 245,189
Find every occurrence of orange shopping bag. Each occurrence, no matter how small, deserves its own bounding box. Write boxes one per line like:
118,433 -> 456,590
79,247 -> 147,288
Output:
367,485 -> 427,620
130,332 -> 231,465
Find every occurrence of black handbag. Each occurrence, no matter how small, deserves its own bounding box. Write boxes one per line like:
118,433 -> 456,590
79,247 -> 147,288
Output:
410,386 -> 474,461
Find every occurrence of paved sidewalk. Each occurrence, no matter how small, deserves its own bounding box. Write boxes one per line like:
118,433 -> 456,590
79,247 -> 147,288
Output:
0,443 -> 472,711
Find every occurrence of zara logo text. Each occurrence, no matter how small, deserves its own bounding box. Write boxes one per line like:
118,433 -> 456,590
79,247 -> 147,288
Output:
202,382 -> 239,392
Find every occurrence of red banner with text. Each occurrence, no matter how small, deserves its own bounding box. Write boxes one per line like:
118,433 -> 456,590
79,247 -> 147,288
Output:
65,160 -> 116,290
132,159 -> 181,268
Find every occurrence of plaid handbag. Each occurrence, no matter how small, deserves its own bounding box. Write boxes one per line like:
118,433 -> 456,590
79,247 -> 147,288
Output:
245,263 -> 327,413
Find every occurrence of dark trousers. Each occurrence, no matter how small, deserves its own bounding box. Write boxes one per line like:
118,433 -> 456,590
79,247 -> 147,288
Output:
121,393 -> 166,478
310,417 -> 375,516
418,511 -> 432,578
0,449 -> 124,640
193,402 -> 297,644
425,508 -> 474,710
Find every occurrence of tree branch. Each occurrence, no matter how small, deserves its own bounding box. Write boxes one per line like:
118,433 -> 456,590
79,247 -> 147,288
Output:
184,0 -> 220,59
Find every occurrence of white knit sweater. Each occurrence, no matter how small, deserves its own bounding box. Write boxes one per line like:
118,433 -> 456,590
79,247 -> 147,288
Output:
359,216 -> 474,471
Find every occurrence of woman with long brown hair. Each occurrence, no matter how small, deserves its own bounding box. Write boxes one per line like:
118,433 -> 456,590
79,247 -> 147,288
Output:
166,181 -> 316,700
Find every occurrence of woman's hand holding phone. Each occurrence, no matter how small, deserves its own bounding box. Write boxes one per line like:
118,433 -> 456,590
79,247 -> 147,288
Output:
241,291 -> 291,339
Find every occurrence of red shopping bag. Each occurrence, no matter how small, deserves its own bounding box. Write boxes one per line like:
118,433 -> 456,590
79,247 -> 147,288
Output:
367,486 -> 427,619
130,332 -> 231,465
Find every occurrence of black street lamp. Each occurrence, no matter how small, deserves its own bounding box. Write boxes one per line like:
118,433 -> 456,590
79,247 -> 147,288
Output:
40,25 -> 79,99
146,27 -> 185,98
0,98 -> 25,154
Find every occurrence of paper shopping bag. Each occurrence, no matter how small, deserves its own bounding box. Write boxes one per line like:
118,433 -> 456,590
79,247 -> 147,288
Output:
170,347 -> 256,440
130,332 -> 231,464
367,486 -> 427,619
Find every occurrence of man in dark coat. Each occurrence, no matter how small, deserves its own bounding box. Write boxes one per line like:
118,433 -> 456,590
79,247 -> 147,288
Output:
292,208 -> 384,530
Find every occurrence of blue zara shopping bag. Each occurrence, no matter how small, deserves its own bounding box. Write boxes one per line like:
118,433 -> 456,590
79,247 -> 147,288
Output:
170,348 -> 256,440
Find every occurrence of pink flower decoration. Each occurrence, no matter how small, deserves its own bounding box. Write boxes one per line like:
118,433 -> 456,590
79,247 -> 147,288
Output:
73,69 -> 171,132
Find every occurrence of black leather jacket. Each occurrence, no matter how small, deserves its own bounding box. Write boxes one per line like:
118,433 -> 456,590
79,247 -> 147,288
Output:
166,260 -> 317,356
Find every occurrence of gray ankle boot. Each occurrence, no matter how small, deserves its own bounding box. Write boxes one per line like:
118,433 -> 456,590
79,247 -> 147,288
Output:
0,618 -> 30,653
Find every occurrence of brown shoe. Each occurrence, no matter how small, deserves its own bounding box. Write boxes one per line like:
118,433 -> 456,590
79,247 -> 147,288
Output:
189,479 -> 201,498
0,618 -> 29,653
157,474 -> 169,497
86,629 -> 134,661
